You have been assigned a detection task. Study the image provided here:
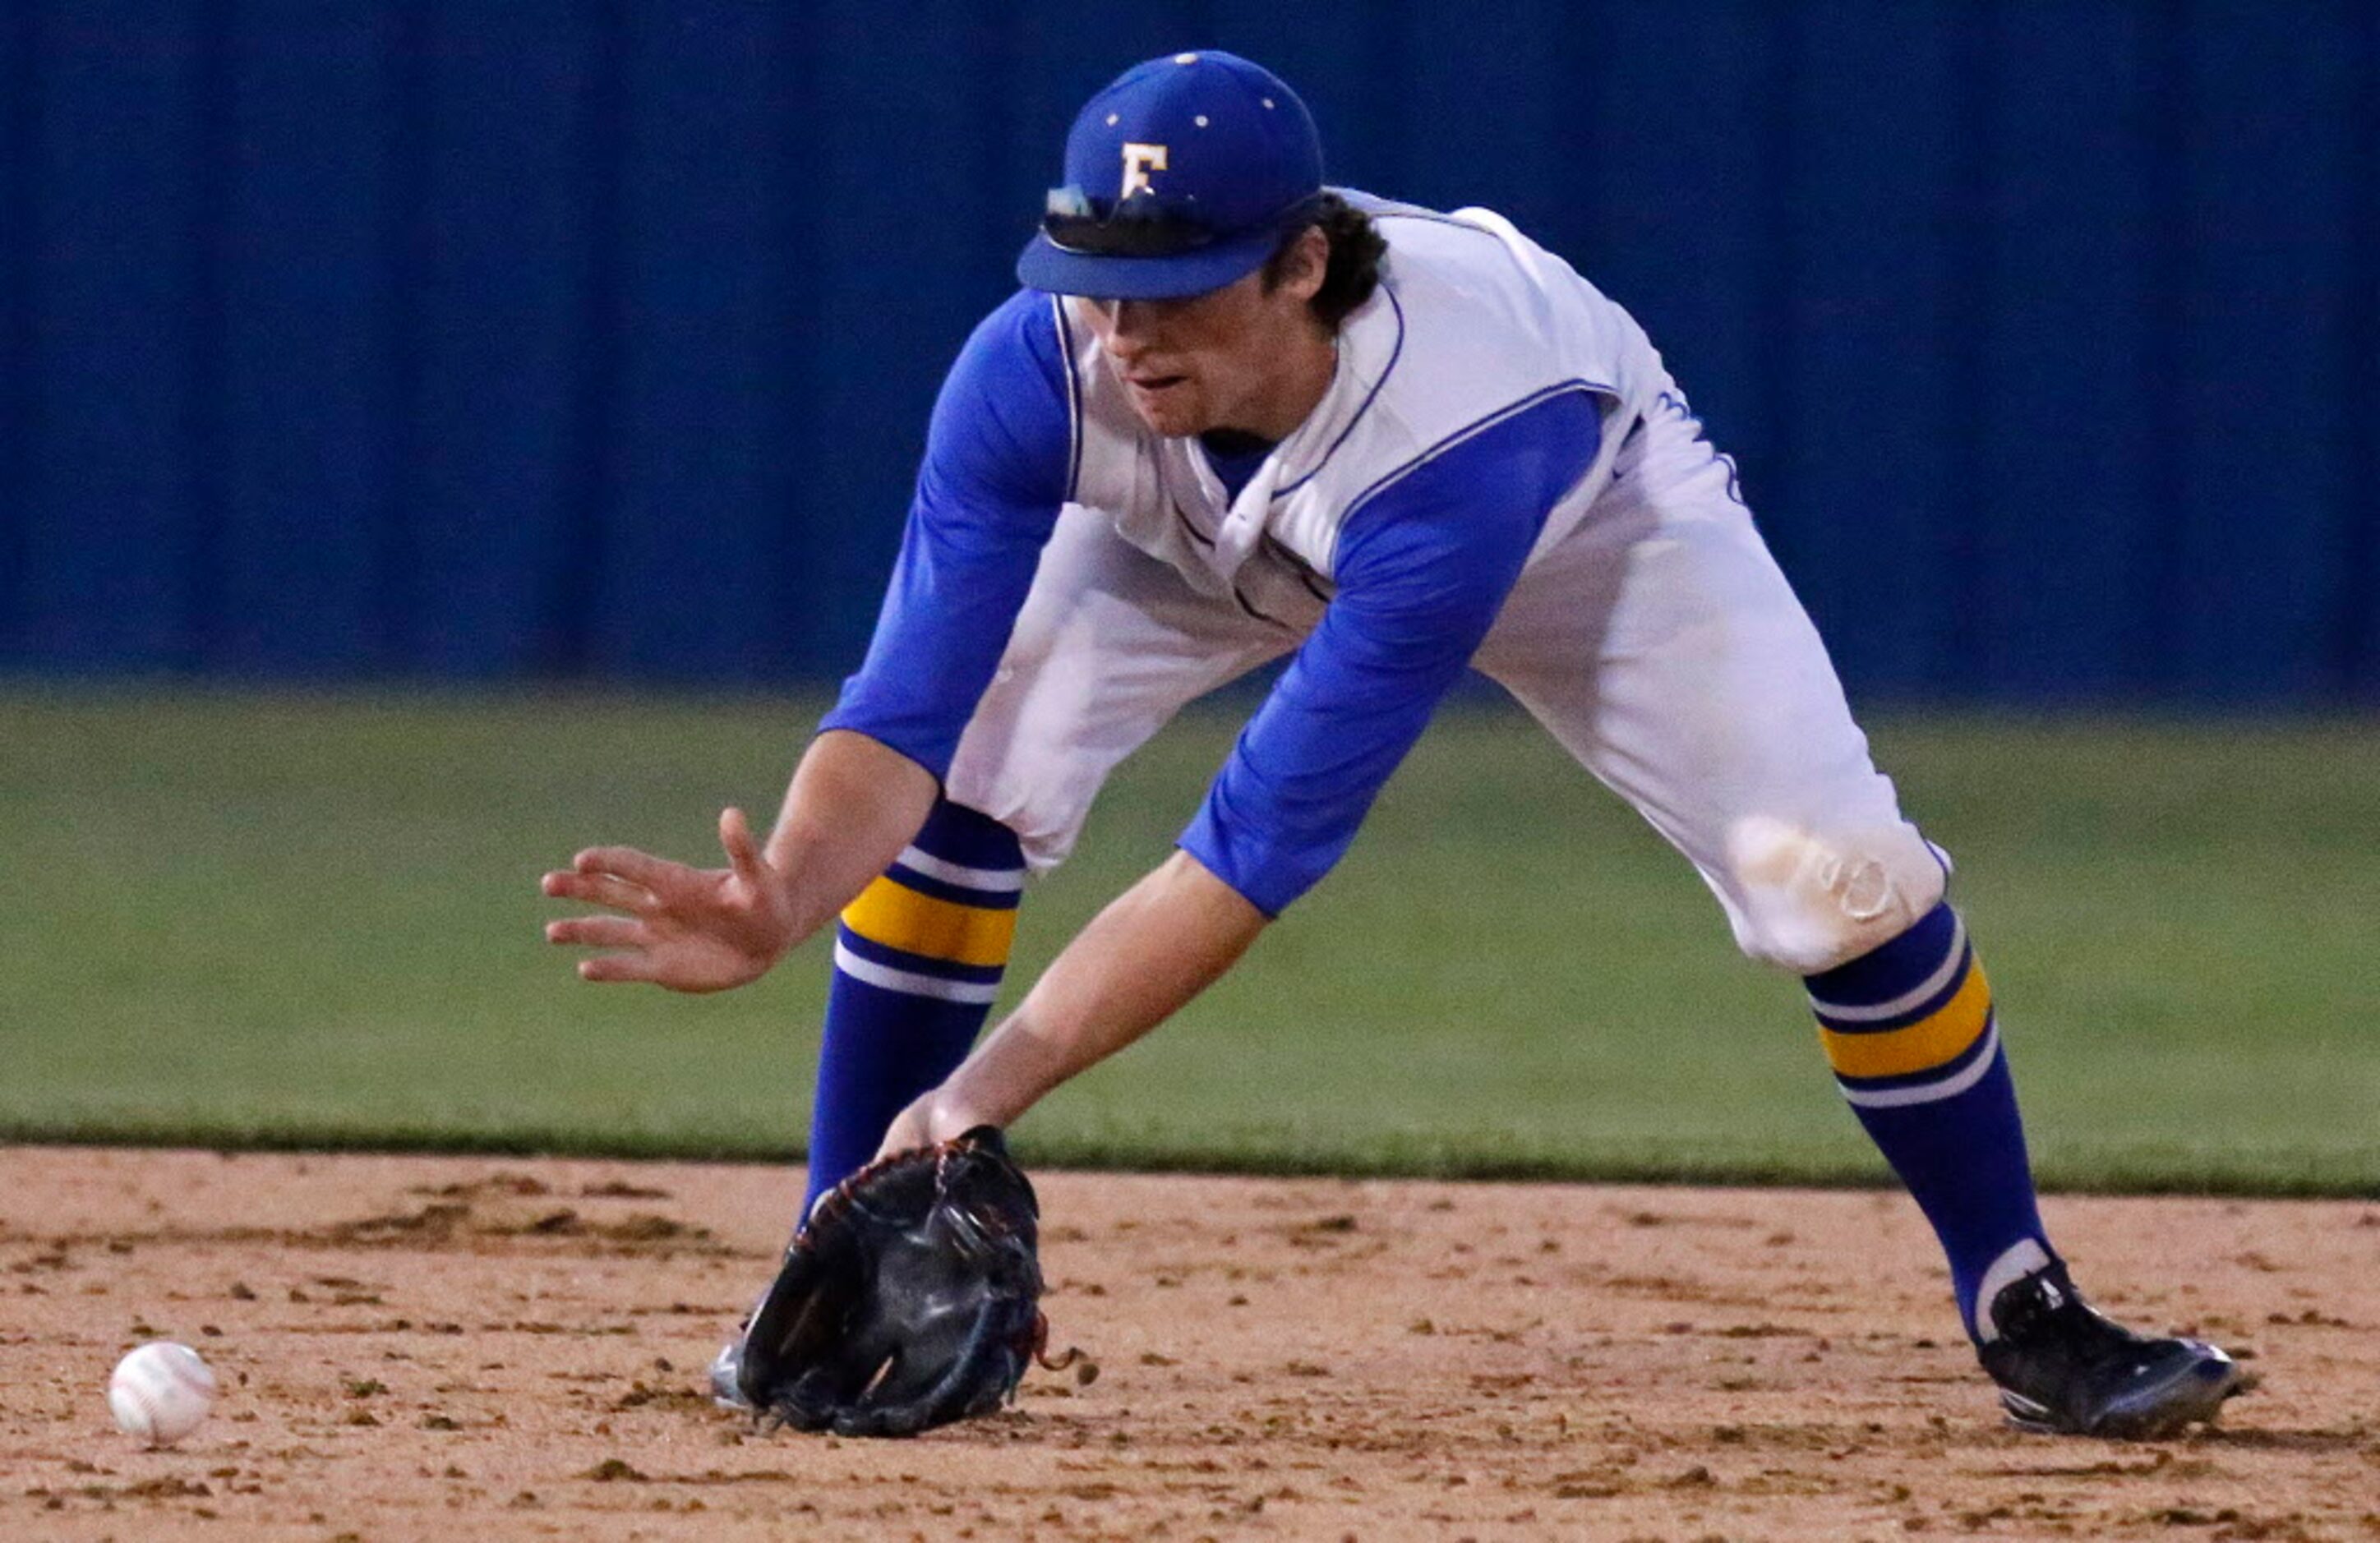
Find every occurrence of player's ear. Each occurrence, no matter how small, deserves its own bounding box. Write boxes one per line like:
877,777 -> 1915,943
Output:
1280,225 -> 1330,304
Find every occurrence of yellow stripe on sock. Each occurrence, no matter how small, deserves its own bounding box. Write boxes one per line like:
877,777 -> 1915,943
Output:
841,876 -> 1017,968
1820,959 -> 1993,1080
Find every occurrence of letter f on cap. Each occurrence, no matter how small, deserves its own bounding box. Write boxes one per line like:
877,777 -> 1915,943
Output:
1120,141 -> 1169,199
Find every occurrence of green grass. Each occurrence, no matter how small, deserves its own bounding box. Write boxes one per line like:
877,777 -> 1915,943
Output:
2,684 -> 2373,1196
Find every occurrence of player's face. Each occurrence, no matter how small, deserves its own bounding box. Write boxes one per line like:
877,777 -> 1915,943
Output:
1077,231 -> 1334,440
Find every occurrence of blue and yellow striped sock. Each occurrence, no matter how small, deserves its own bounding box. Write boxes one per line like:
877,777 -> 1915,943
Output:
800,799 -> 1023,1218
1806,901 -> 2052,1338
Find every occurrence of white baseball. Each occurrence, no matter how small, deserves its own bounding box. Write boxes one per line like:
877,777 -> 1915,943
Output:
108,1342 -> 219,1447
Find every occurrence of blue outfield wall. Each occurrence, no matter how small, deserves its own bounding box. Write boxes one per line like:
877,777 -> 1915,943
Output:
0,1 -> 2373,702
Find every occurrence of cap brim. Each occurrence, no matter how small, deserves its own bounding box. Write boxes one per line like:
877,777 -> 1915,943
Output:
1015,225 -> 1279,301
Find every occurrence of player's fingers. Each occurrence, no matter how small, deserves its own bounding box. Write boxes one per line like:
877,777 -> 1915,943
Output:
545,915 -> 647,951
540,869 -> 654,912
571,845 -> 682,890
577,952 -> 661,984
719,807 -> 766,883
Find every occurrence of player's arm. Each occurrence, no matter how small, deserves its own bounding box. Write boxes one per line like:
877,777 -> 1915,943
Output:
543,292 -> 1073,992
876,848 -> 1266,1145
883,390 -> 1606,1143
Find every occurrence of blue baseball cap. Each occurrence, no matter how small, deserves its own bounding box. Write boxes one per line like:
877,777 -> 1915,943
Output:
1017,51 -> 1326,301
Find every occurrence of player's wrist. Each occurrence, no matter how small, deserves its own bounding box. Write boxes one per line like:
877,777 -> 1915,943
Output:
743,859 -> 828,964
922,1085 -> 1001,1144
933,1049 -> 1042,1139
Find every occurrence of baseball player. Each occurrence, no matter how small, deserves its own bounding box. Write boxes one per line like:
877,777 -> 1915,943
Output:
544,51 -> 2245,1439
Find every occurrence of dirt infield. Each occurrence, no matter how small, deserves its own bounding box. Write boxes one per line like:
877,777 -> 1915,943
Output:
1,1148 -> 2372,1541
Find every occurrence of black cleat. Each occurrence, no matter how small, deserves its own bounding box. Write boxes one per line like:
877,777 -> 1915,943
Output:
1977,1260 -> 2250,1439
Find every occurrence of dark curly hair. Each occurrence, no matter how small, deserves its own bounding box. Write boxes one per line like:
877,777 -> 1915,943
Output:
1261,193 -> 1387,329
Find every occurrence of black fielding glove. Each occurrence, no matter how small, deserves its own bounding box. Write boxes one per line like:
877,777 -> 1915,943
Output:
734,1127 -> 1061,1438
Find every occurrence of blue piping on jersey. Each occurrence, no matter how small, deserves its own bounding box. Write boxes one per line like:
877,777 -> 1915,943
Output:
1051,295 -> 1083,503
1230,582 -> 1297,631
1264,533 -> 1333,603
1327,378 -> 1615,569
1170,499 -> 1216,550
1652,389 -> 1746,507
1273,283 -> 1406,499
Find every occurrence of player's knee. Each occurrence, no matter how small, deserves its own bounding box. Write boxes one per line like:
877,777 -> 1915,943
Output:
1013,823 -> 1077,877
1718,816 -> 1949,974
942,785 -> 1081,880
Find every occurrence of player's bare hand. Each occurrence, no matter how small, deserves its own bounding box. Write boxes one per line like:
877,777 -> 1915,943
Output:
874,1081 -> 1004,1162
541,808 -> 796,993
874,1091 -> 942,1159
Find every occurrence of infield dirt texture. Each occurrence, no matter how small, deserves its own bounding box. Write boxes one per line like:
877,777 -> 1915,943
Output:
4,1147 -> 2375,1541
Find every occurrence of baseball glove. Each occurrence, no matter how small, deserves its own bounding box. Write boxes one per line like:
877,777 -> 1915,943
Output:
732,1126 -> 1059,1438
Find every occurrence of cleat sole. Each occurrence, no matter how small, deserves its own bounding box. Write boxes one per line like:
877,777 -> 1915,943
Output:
1999,1350 -> 2253,1440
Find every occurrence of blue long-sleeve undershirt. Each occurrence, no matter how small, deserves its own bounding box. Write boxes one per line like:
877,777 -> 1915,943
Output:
819,291 -> 1072,774
1179,389 -> 1601,913
823,289 -> 1603,912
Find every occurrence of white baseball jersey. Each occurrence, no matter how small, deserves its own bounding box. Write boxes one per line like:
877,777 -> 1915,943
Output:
825,196 -> 1944,972
1063,196 -> 1667,623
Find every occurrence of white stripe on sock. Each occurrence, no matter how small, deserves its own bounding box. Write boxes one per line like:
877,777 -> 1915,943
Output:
896,845 -> 1026,894
1837,1020 -> 1999,1109
832,940 -> 1001,1004
1807,914 -> 1968,1023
